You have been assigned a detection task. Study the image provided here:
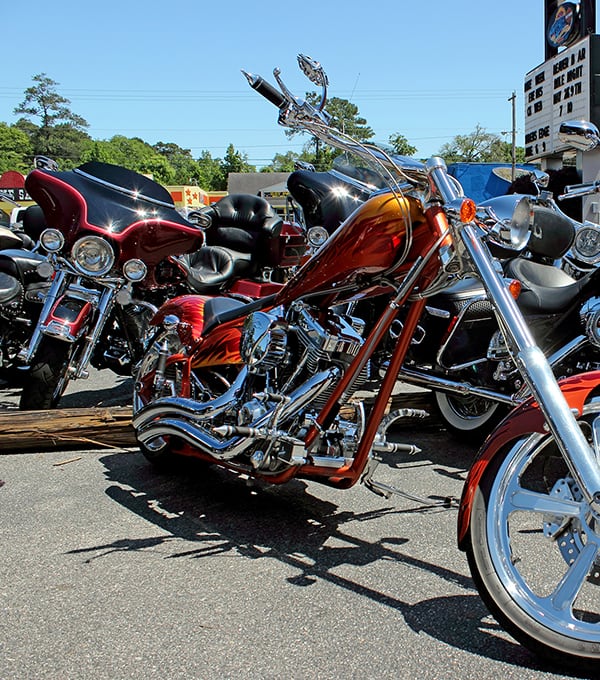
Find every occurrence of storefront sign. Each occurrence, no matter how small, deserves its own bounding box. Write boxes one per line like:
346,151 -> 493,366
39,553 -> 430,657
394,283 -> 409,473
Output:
524,36 -> 593,159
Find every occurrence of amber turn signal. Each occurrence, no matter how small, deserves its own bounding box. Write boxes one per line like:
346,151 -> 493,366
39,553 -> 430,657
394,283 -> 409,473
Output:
508,279 -> 521,299
459,198 -> 477,223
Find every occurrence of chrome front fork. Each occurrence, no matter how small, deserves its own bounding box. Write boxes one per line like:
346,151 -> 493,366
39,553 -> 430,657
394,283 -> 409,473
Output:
18,269 -> 68,364
71,285 -> 117,379
462,223 -> 600,509
19,270 -> 118,381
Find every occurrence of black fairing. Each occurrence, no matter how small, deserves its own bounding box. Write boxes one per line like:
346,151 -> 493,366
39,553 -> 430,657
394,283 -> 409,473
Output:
287,170 -> 372,234
78,161 -> 174,204
25,161 -> 194,235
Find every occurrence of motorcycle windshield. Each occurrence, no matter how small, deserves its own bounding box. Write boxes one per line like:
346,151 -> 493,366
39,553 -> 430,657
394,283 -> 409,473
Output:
75,161 -> 175,206
332,150 -> 425,190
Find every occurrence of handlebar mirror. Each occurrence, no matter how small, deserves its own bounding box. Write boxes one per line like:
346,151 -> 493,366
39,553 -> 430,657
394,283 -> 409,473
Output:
34,155 -> 59,172
529,169 -> 550,188
297,54 -> 328,112
558,120 -> 600,151
298,54 -> 328,88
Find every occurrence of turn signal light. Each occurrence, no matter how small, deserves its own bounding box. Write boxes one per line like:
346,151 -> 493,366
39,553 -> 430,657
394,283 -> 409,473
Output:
508,279 -> 521,299
459,198 -> 477,223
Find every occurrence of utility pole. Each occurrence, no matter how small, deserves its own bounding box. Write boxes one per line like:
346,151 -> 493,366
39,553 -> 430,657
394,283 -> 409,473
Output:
508,91 -> 517,181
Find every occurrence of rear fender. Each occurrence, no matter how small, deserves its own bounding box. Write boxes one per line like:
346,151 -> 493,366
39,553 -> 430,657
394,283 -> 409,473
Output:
457,370 -> 600,549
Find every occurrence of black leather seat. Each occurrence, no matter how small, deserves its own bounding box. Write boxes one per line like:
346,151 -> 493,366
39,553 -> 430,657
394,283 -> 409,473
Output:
504,257 -> 589,313
204,194 -> 282,260
185,246 -> 254,292
186,194 -> 283,292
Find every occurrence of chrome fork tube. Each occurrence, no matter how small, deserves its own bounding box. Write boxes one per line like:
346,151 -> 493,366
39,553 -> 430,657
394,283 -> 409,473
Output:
462,223 -> 600,507
73,285 -> 117,379
18,269 -> 67,363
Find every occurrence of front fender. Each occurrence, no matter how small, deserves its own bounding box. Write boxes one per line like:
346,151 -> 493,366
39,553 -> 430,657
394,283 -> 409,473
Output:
457,370 -> 600,549
42,294 -> 94,341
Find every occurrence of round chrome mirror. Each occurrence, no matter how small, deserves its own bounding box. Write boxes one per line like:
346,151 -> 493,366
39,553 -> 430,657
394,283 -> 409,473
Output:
558,120 -> 600,151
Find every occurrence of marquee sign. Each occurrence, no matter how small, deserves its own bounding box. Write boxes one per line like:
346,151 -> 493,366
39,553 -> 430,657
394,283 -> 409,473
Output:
523,35 -> 600,160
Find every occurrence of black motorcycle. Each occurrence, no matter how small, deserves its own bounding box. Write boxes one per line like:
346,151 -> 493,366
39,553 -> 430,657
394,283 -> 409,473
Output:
396,171 -> 600,440
0,204 -> 51,383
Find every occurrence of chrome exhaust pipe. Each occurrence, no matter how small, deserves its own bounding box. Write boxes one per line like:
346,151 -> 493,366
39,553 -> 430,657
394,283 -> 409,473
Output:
135,367 -> 340,461
132,366 -> 249,429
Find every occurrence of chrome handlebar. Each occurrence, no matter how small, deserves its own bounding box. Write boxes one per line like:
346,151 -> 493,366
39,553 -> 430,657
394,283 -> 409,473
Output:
558,181 -> 600,201
243,54 -> 429,189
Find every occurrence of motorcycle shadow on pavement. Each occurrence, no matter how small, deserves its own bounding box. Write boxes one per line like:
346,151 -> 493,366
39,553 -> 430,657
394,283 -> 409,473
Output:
89,445 -> 586,677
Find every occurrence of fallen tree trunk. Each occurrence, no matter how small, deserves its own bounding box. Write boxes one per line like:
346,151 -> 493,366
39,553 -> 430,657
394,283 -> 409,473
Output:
0,388 -> 435,454
0,406 -> 136,453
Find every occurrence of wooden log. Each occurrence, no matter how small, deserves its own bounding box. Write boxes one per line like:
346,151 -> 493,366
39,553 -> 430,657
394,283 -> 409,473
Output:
0,406 -> 136,453
0,387 -> 436,454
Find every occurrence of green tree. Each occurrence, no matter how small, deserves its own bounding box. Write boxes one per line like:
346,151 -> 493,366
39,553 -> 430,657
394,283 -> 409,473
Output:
261,151 -> 303,172
0,123 -> 33,173
388,133 -> 417,157
14,73 -> 90,164
196,150 -> 225,191
154,141 -> 202,185
488,139 -> 526,164
437,124 -> 524,163
222,143 -> 256,175
80,136 -> 175,184
40,124 -> 92,169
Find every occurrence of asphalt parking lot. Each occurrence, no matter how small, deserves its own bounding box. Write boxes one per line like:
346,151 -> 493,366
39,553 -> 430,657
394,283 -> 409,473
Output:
0,370 -> 594,679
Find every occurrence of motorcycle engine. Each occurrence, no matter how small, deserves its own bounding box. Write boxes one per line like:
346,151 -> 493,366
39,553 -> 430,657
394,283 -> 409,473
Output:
241,304 -> 364,382
240,311 -> 288,374
238,304 -> 366,438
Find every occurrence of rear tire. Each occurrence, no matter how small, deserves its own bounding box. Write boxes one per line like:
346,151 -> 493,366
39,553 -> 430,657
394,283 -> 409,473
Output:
434,391 -> 506,443
19,338 -> 73,410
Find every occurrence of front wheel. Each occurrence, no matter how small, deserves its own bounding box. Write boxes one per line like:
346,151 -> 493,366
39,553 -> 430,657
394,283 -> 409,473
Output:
466,401 -> 600,670
19,337 -> 74,410
434,391 -> 506,443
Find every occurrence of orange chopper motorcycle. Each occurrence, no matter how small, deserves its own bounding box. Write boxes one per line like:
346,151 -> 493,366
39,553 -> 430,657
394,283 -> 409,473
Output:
132,55 -> 600,669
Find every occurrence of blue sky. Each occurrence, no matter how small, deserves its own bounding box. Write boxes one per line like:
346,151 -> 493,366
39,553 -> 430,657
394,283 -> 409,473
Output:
0,1 -> 553,166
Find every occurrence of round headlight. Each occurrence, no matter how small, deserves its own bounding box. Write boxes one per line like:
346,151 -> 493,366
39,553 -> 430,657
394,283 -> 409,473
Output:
123,258 -> 147,282
71,236 -> 115,276
573,224 -> 600,264
307,226 -> 329,248
40,228 -> 65,253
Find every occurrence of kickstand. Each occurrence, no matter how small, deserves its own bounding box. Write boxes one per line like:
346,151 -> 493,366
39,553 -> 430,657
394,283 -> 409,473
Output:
361,458 -> 458,509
